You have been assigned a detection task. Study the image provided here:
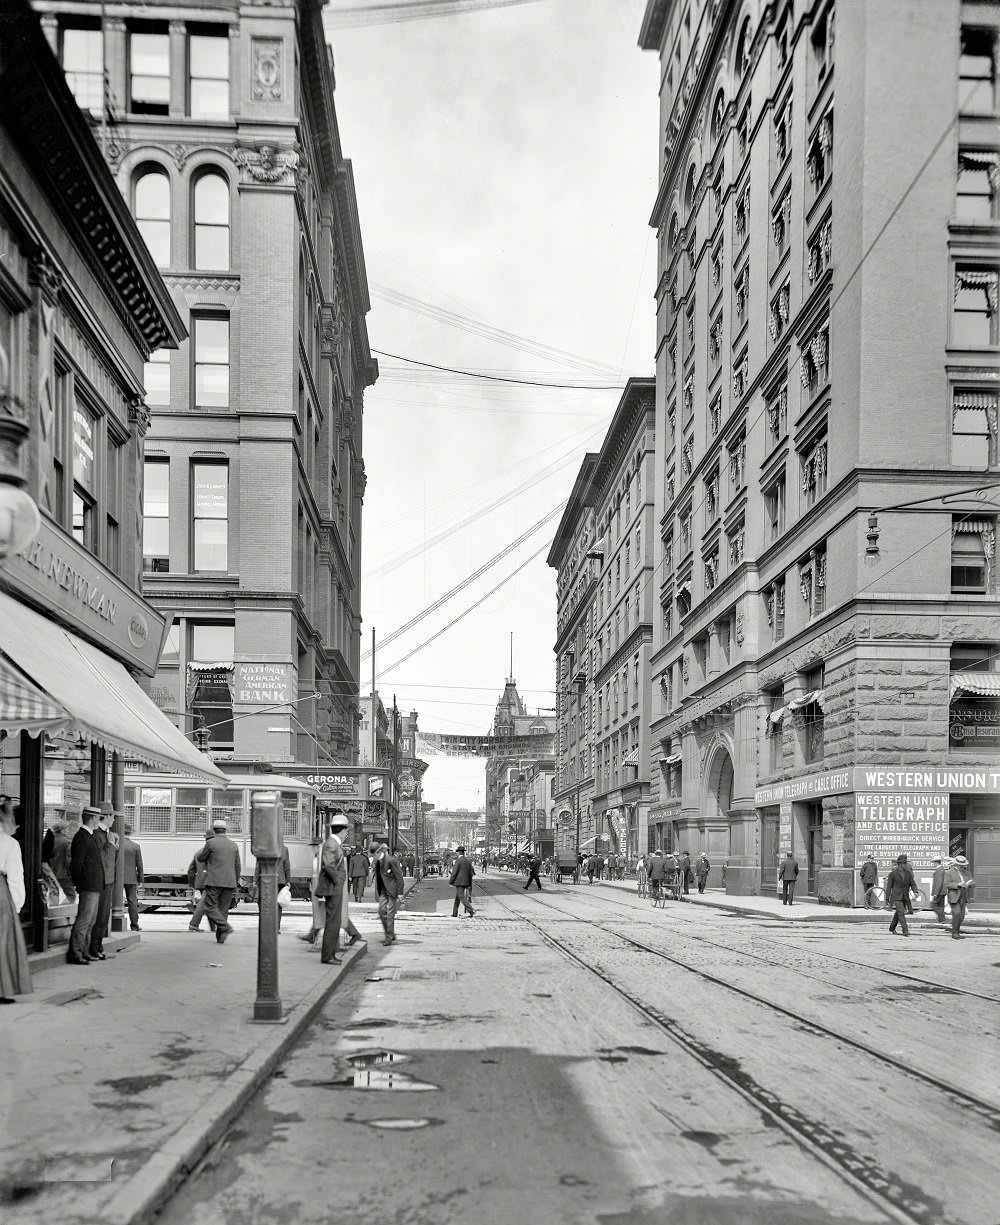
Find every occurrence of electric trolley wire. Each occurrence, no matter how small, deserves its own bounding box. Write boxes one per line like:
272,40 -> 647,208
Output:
325,0 -> 547,28
361,503 -> 563,661
373,349 -> 629,390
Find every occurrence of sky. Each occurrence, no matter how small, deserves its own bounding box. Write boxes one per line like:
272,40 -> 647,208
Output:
324,0 -> 659,808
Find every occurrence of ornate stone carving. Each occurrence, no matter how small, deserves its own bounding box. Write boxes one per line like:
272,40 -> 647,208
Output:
735,613 -> 744,646
172,143 -> 191,170
231,143 -> 299,186
29,250 -> 63,304
105,138 -> 131,171
252,38 -> 283,101
354,461 -> 367,498
127,394 -> 152,437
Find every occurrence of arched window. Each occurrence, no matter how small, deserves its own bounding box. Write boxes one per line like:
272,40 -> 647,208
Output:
193,172 -> 230,271
736,17 -> 753,81
133,167 -> 170,269
684,165 -> 697,214
669,214 -> 679,249
711,90 -> 726,144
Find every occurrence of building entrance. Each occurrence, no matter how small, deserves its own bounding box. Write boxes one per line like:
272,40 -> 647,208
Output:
806,802 -> 824,895
760,807 -> 779,894
951,794 -> 1000,906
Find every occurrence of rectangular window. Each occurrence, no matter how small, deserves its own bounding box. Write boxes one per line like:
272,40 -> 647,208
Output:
952,389 -> 998,467
60,22 -> 104,115
72,400 -> 98,554
800,547 -> 827,617
191,463 -> 228,571
106,434 -> 124,575
960,28 -> 996,115
951,519 -> 994,593
765,475 -> 785,541
193,315 -> 230,408
801,437 -> 828,507
144,349 -> 170,407
140,459 -> 169,572
953,268 -> 998,347
129,28 -> 170,115
53,363 -> 70,525
766,580 -> 786,643
957,152 -> 998,222
767,385 -> 788,444
189,28 -> 229,119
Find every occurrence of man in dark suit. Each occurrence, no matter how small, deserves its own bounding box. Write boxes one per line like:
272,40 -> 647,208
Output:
371,843 -> 404,946
121,824 -> 144,932
314,812 -> 350,964
779,851 -> 800,905
195,819 -> 242,943
885,854 -> 918,937
349,845 -> 370,902
68,806 -> 104,964
522,853 -> 543,893
449,846 -> 476,915
89,802 -> 119,959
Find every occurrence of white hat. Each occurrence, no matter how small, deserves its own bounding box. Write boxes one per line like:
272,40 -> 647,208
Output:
212,818 -> 228,830
329,812 -> 349,829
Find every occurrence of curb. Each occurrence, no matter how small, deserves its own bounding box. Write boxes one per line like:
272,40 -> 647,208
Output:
29,932 -> 140,974
589,880 -> 1000,928
98,940 -> 368,1225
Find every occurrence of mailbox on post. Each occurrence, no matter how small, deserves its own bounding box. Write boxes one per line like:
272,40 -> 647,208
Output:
250,790 -> 284,1022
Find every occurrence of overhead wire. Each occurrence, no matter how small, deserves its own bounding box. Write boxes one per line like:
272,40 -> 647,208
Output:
325,0 -> 547,28
361,502 -> 563,660
373,350 -> 629,390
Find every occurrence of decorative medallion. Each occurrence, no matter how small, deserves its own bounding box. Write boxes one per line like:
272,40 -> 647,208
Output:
252,38 -> 283,101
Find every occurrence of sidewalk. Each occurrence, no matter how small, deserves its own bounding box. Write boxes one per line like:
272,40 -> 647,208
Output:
0,914 -> 374,1225
589,876 -> 1000,927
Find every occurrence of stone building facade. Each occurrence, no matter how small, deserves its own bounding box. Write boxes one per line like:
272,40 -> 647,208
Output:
34,0 -> 377,769
484,679 -> 556,846
640,0 -> 1000,902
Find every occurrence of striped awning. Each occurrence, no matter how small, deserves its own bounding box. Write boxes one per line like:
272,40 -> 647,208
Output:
622,748 -> 639,768
787,689 -> 826,711
950,672 -> 1000,700
0,655 -> 69,736
660,752 -> 682,766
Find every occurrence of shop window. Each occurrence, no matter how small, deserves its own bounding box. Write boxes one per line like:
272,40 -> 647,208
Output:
952,267 -> 998,347
189,27 -> 229,119
951,518 -> 994,593
959,27 -> 996,115
191,462 -> 228,571
952,389 -> 998,467
129,27 -> 170,115
143,349 -> 170,407
957,151 -> 998,222
60,21 -> 103,115
193,172 -> 230,270
193,315 -> 230,409
133,167 -> 171,269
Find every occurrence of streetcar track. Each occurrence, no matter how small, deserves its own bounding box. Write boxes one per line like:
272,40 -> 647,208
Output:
479,878 -> 1000,1126
477,878 -> 952,1225
547,877 -> 1000,1005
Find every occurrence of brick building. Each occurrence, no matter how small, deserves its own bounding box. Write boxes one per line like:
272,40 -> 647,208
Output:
640,0 -> 999,902
34,0 -> 377,768
484,679 -> 556,845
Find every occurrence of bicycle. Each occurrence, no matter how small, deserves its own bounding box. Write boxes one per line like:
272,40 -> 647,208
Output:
650,879 -> 667,908
864,884 -> 886,909
637,874 -> 648,899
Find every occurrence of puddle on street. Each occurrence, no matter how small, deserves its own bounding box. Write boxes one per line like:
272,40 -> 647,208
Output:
355,1117 -> 444,1130
299,1051 -> 438,1092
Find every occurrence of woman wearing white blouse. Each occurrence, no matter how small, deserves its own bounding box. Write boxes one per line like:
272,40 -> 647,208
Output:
0,808 -> 32,1002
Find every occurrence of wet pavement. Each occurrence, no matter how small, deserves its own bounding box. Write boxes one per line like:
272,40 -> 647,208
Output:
151,871 -> 999,1225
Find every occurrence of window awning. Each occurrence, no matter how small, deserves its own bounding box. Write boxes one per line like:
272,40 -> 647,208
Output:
0,655 -> 70,737
660,752 -> 682,766
787,689 -> 826,710
950,672 -> 1000,700
768,705 -> 787,725
622,748 -> 639,767
0,591 -> 227,783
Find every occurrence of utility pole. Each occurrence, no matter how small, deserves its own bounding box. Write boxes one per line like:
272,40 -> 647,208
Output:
370,627 -> 376,766
391,695 -> 400,852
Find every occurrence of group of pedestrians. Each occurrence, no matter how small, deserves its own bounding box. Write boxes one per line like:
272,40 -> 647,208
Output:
636,849 -> 711,895
862,852 -> 975,938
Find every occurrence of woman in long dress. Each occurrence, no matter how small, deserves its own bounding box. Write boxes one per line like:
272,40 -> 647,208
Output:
0,808 -> 32,1002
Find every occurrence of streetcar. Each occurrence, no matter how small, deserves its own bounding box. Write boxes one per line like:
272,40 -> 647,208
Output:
123,771 -> 322,910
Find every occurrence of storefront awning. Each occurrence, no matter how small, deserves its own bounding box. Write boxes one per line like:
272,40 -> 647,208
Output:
0,591 -> 227,783
0,655 -> 70,737
950,671 -> 1000,700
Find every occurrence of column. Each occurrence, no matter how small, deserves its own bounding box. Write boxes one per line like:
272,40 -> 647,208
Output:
104,17 -> 127,119
169,20 -> 186,118
20,732 -> 45,952
726,697 -> 760,895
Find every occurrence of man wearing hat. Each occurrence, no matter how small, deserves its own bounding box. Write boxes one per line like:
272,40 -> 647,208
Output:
195,818 -> 242,943
313,812 -> 351,964
89,802 -> 119,960
67,806 -> 104,964
371,842 -> 404,946
885,854 -> 919,936
929,854 -> 949,924
942,855 -> 974,939
859,853 -> 879,904
187,831 -> 216,933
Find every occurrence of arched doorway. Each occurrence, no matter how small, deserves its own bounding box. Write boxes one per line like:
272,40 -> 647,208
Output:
700,746 -> 734,889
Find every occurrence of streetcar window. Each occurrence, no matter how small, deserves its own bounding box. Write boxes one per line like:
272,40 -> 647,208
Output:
280,791 -> 300,838
124,787 -> 136,827
211,788 -> 245,834
138,787 -> 172,834
176,787 -> 209,833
